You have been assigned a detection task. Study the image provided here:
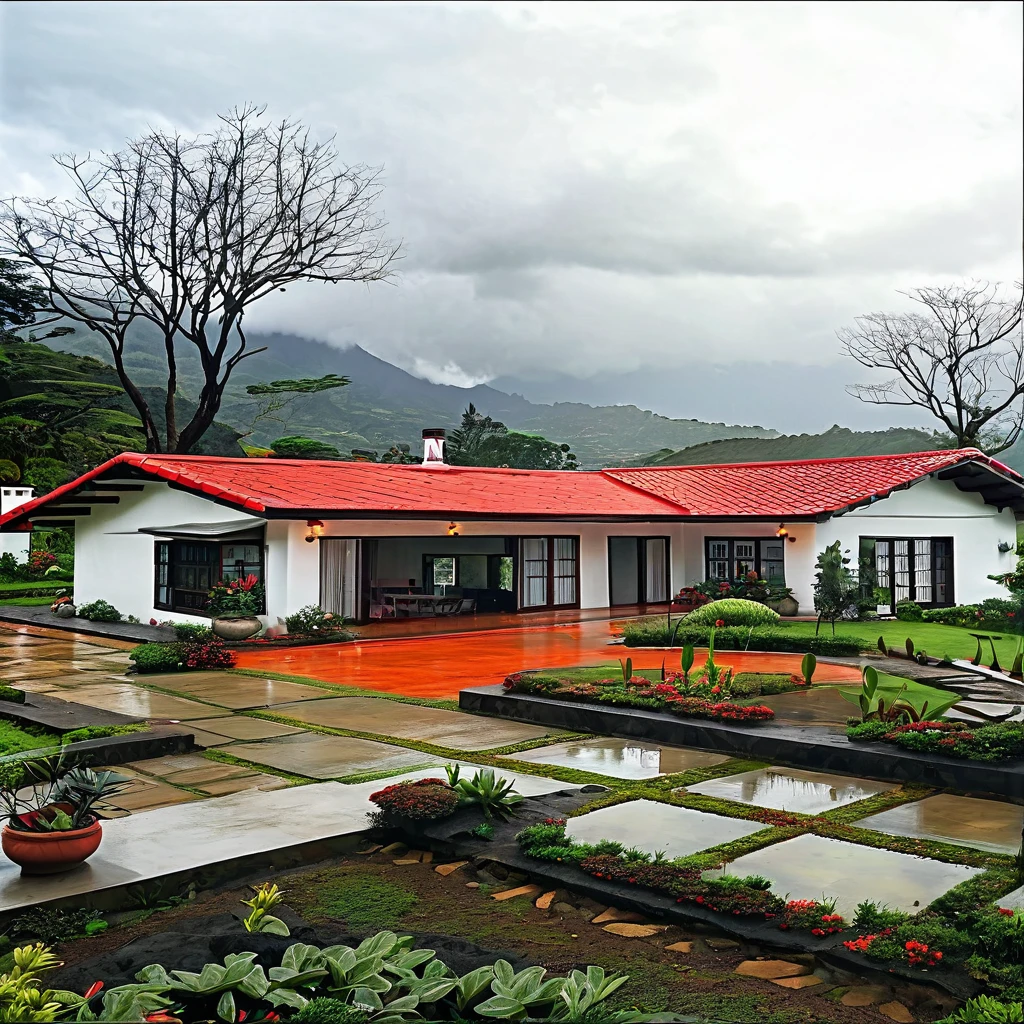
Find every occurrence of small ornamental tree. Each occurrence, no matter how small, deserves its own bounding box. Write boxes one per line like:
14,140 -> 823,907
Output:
813,541 -> 858,635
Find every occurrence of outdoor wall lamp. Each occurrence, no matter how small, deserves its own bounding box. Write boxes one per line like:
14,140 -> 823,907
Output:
305,519 -> 324,543
447,521 -> 460,537
776,523 -> 797,543
999,541 -> 1014,554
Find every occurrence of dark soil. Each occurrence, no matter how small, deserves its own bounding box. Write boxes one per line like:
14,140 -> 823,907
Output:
46,852 -> 962,1023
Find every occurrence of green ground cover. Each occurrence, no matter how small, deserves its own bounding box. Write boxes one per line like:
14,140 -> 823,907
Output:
0,720 -> 59,757
626,615 -> 1023,665
516,664 -> 801,697
0,596 -> 56,606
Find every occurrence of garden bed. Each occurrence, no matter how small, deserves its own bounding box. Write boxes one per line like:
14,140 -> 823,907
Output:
460,684 -> 1024,799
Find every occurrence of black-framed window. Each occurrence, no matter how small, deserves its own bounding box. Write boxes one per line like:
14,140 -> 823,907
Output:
154,537 -> 265,614
519,536 -> 580,610
705,537 -> 786,584
861,536 -> 953,613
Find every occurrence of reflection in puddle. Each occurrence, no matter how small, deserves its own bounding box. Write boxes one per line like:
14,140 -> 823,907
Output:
707,833 -> 981,918
504,738 -> 728,779
687,767 -> 895,813
859,794 -> 1024,855
566,799 -> 766,859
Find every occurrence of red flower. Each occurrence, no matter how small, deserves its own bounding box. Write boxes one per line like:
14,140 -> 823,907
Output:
83,981 -> 104,1000
998,907 -> 1015,916
715,619 -> 725,628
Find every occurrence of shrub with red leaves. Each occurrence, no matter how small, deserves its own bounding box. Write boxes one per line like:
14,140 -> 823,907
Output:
26,550 -> 58,576
579,853 -> 785,918
370,778 -> 461,820
180,638 -> 235,669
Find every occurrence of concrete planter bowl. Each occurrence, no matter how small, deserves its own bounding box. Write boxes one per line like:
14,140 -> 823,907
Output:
2,808 -> 103,874
211,615 -> 262,641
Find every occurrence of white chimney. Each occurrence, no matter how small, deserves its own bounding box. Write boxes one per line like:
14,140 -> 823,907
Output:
422,428 -> 447,467
1,486 -> 34,517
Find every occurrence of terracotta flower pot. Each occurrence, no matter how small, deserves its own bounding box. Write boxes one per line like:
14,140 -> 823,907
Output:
211,615 -> 262,640
2,816 -> 103,874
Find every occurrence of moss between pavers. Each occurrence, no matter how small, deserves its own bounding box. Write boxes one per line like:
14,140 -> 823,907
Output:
200,748 -> 317,787
227,667 -> 463,711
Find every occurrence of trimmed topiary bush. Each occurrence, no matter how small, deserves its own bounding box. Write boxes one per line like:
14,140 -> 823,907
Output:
172,622 -> 214,643
895,599 -> 924,622
129,643 -> 184,673
622,620 -> 868,655
684,598 -> 781,628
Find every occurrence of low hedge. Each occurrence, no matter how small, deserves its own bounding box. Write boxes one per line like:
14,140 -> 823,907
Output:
622,620 -> 868,656
0,581 -> 69,599
847,719 -> 1024,762
0,685 -> 25,704
129,638 -> 236,673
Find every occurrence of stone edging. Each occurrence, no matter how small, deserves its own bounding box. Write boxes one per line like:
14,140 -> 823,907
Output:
459,685 -> 1024,801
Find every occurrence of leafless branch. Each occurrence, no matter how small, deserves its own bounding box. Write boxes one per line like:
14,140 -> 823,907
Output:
0,104 -> 402,452
839,281 -> 1024,454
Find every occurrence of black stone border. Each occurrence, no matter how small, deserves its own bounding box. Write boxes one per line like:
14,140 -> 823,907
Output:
460,685 -> 1024,801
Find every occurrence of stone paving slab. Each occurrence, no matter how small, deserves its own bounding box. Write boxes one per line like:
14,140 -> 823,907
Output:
500,736 -> 729,779
757,687 -> 853,726
228,733 -> 446,779
566,798 -> 766,859
687,766 -> 895,814
0,782 -> 365,913
269,695 -> 552,749
375,762 -> 583,798
188,716 -> 306,741
55,683 -> 232,721
857,793 -> 1024,855
709,832 -> 982,918
144,672 -> 331,709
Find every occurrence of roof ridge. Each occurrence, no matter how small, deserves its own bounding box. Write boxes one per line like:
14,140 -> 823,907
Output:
608,447 -> 988,474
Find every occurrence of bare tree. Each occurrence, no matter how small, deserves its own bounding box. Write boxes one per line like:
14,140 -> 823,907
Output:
839,282 -> 1024,454
0,106 -> 400,453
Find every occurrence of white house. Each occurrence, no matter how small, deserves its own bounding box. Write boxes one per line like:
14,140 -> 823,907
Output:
0,485 -> 34,559
1,437 -> 1021,627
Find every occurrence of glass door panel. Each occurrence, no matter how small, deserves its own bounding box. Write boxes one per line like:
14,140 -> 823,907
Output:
644,538 -> 668,602
521,538 -> 549,608
553,537 -> 577,606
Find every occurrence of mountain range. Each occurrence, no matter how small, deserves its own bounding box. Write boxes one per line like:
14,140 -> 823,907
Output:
34,326 -> 1024,474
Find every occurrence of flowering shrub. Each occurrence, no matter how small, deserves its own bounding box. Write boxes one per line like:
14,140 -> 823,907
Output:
26,550 -> 57,576
503,673 -> 775,723
848,719 -> 1024,762
208,574 -> 264,617
777,898 -> 845,936
370,778 -> 461,820
180,637 -> 235,670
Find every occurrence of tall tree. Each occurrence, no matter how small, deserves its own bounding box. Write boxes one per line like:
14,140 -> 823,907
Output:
446,403 -> 507,466
0,105 -> 400,454
0,259 -> 46,337
839,282 -> 1024,454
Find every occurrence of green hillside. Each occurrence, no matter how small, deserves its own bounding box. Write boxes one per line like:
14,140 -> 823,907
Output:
38,326 -> 777,467
634,425 -> 946,466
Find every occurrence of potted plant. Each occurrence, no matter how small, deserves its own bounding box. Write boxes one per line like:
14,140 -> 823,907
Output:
207,574 -> 264,640
0,755 -> 130,874
766,585 -> 798,617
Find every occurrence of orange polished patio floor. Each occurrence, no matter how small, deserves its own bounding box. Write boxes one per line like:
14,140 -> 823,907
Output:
233,619 -> 861,699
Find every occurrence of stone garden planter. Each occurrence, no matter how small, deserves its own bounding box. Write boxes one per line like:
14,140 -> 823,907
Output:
767,596 -> 799,617
211,615 -> 262,641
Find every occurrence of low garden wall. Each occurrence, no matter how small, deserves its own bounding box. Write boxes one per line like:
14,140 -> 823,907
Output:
459,685 -> 1024,801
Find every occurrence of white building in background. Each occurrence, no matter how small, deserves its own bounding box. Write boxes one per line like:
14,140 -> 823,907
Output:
0,438 -> 1021,628
0,486 -> 34,559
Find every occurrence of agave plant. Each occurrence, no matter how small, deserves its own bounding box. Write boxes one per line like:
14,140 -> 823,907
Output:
445,766 -> 523,820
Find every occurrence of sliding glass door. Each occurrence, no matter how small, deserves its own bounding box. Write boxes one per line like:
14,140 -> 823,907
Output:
519,536 -> 579,609
608,536 -> 670,607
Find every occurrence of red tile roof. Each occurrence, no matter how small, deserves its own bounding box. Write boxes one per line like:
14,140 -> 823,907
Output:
1,448 -> 1020,528
0,452 -> 685,523
606,448 -> 1021,518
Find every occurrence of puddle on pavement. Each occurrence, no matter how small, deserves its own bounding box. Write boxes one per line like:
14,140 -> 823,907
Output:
687,766 -> 895,813
566,798 -> 766,859
503,738 -> 729,779
858,793 -> 1024,855
707,832 -> 982,918
756,687 -> 852,726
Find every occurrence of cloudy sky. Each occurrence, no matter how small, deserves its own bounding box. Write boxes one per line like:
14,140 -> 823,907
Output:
1,1 -> 1021,431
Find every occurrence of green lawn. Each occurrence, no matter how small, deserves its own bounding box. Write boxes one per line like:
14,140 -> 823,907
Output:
776,619 -> 1021,666
0,596 -> 56,606
0,720 -> 59,757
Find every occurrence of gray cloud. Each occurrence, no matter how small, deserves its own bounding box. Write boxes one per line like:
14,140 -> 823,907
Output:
0,1 -> 1021,427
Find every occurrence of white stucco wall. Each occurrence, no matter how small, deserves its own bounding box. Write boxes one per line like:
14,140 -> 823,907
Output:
0,486 -> 34,559
818,476 -> 1018,608
64,472 -> 1020,625
73,481 -> 265,625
